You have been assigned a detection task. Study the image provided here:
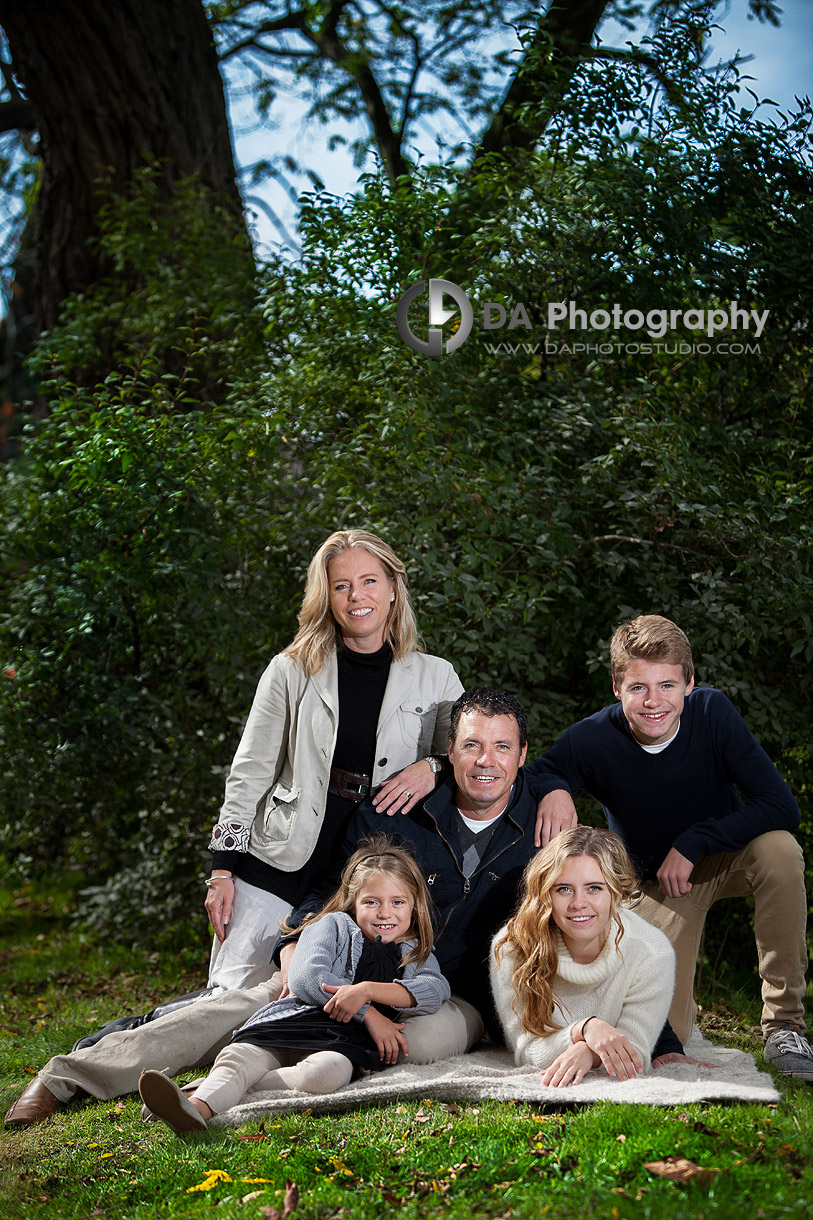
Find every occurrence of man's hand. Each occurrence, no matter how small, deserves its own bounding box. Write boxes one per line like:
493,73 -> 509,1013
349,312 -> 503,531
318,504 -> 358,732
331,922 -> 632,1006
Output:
373,759 -> 437,816
322,982 -> 368,1022
363,1006 -> 408,1063
656,847 -> 695,898
533,790 -> 578,847
278,941 -> 297,999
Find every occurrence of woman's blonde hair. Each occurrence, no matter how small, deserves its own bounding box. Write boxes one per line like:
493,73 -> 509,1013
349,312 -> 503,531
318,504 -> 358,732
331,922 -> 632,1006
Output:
283,529 -> 421,675
493,827 -> 637,1037
282,834 -> 436,967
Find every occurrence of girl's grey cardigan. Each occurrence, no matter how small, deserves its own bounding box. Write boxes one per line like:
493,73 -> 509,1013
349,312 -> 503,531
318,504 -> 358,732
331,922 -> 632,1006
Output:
238,911 -> 450,1034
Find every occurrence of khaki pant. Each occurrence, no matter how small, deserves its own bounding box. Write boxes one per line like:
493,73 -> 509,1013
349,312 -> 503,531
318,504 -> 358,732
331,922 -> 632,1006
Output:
629,830 -> 808,1045
39,978 -> 483,1104
41,977 -> 284,1103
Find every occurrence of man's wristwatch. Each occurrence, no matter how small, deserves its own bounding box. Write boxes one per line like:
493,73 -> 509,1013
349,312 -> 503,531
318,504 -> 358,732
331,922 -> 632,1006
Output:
424,756 -> 444,774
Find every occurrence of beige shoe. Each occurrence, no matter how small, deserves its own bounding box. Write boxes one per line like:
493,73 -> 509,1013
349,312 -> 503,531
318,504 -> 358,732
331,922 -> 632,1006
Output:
138,1070 -> 207,1135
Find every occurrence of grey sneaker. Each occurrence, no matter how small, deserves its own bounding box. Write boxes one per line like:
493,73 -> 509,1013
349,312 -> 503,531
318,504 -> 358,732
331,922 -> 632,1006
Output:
764,1026 -> 813,1082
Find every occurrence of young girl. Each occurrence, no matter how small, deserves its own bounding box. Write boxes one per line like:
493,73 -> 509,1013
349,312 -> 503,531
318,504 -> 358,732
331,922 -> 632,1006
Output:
491,827 -> 675,1088
138,838 -> 449,1132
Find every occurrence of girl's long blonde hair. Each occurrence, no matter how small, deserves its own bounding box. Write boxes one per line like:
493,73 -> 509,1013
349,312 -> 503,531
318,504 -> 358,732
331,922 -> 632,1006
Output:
282,834 -> 436,967
493,827 -> 637,1037
283,529 -> 421,676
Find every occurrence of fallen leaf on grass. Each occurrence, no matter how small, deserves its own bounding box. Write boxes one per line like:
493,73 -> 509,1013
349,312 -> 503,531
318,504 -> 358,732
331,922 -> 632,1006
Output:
237,1132 -> 271,1142
260,1182 -> 298,1220
240,1191 -> 265,1204
643,1157 -> 719,1186
528,1133 -> 554,1156
186,1169 -> 233,1193
282,1179 -> 299,1216
775,1144 -> 805,1179
689,1119 -> 720,1138
611,1187 -> 649,1201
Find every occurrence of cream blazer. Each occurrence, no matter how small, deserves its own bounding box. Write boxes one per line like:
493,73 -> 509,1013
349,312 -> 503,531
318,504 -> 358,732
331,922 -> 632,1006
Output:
210,650 -> 463,871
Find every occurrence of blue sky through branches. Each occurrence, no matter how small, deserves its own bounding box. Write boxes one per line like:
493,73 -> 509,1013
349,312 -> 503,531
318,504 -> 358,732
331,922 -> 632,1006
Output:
232,1 -> 813,257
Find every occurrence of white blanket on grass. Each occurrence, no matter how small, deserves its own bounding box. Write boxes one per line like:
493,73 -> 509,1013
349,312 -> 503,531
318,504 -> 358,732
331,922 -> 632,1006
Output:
210,1032 -> 779,1126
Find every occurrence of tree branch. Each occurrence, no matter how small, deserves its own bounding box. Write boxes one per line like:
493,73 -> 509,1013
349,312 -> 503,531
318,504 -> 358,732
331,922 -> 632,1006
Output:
589,45 -> 684,107
304,11 -> 409,185
218,10 -> 310,64
473,0 -> 609,163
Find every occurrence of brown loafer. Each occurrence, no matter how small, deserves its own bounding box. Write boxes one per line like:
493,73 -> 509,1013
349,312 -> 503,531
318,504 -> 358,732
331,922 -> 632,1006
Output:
4,1077 -> 64,1127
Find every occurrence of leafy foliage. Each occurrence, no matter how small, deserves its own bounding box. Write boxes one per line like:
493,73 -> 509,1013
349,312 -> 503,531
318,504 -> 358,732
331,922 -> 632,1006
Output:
0,175 -> 289,921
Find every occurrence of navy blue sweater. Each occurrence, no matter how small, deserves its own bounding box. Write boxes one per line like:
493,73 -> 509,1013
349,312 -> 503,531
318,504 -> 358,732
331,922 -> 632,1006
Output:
525,687 -> 799,880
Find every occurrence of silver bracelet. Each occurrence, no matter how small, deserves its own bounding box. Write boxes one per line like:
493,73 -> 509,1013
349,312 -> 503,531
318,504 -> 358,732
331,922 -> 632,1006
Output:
204,874 -> 234,888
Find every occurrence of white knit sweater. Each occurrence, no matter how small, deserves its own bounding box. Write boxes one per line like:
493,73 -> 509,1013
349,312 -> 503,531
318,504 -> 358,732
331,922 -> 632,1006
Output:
489,909 -> 675,1070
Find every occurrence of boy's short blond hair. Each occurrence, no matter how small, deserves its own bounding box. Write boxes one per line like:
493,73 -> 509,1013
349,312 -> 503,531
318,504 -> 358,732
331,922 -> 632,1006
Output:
610,615 -> 694,684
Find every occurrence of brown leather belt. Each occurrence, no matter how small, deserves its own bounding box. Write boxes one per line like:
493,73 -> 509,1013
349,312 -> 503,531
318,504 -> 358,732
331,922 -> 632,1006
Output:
329,766 -> 372,802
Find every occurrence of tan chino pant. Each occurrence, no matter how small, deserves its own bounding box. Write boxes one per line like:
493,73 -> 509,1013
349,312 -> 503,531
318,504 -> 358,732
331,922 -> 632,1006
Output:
629,830 -> 808,1045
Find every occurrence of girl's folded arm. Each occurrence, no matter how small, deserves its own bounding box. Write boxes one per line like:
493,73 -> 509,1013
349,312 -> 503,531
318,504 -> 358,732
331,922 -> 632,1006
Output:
396,949 -> 451,1015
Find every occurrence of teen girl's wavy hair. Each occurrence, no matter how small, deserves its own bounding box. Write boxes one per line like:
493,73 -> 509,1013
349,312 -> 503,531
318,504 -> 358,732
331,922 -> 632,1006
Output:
493,827 -> 637,1037
282,835 -> 436,967
283,529 -> 421,676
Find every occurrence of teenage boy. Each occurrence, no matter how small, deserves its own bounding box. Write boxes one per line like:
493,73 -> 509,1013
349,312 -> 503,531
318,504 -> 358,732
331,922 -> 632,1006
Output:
526,615 -> 811,1082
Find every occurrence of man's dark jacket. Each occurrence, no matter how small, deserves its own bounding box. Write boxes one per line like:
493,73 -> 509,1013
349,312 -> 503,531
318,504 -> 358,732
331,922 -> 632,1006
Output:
287,770 -> 540,1027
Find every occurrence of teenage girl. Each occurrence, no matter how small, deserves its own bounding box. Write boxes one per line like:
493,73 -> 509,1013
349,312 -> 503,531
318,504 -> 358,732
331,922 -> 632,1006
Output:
139,837 -> 449,1132
491,826 -> 675,1088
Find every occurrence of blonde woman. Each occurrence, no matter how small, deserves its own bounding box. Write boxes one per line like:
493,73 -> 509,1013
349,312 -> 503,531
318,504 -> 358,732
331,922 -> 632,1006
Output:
206,529 -> 462,989
491,827 -> 675,1088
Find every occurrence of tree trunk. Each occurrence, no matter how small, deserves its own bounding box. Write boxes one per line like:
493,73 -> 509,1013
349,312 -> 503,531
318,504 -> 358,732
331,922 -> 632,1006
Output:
0,0 -> 245,334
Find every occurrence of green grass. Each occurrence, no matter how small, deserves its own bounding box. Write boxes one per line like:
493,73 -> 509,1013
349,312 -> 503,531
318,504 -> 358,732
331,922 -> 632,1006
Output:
2,880 -> 812,1220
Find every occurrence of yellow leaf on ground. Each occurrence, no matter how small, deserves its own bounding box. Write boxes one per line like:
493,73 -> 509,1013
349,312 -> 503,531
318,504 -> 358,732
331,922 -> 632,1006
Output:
186,1169 -> 234,1193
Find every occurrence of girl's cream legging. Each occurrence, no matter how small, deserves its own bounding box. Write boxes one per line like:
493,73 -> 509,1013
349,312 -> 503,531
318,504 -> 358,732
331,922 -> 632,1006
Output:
193,1042 -> 354,1114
